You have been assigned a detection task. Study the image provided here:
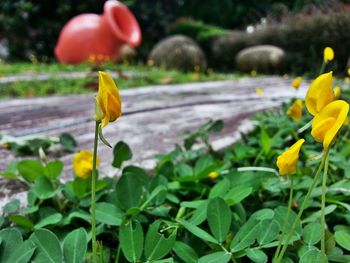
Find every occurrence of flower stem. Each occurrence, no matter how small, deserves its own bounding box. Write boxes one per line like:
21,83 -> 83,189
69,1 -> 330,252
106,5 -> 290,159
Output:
319,61 -> 326,75
273,175 -> 294,262
275,149 -> 329,263
321,150 -> 330,254
91,121 -> 100,263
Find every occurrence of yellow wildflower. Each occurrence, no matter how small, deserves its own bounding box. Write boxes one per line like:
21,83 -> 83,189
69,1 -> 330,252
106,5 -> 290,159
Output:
147,59 -> 154,66
324,47 -> 334,62
287,99 -> 303,122
292,76 -> 302,90
73,150 -> 100,179
276,139 -> 305,176
256,88 -> 263,95
95,71 -> 122,128
347,68 -> 350,76
311,100 -> 349,149
208,171 -> 219,180
251,70 -> 257,77
334,86 -> 341,99
305,72 -> 334,116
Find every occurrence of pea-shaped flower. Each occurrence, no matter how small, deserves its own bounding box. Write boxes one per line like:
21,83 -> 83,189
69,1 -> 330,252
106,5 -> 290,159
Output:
287,99 -> 303,122
324,47 -> 334,62
311,100 -> 349,149
95,71 -> 122,128
305,72 -> 334,116
292,76 -> 302,90
73,150 -> 100,179
276,139 -> 305,176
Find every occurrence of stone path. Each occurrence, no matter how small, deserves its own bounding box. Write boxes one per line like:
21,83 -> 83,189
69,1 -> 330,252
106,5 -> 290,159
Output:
0,77 -> 308,207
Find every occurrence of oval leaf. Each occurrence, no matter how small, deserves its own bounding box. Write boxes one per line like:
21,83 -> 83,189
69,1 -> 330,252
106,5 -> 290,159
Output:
207,197 -> 232,242
120,220 -> 144,262
335,231 -> 350,251
172,241 -> 198,263
198,251 -> 231,263
303,223 -> 322,245
178,219 -> 218,244
63,228 -> 87,263
95,202 -> 123,226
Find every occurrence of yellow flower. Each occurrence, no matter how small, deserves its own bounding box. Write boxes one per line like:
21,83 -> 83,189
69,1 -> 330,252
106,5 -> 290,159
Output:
292,76 -> 302,90
334,86 -> 341,99
250,70 -> 257,77
311,100 -> 349,149
324,47 -> 334,62
305,72 -> 334,116
147,59 -> 154,66
256,88 -> 263,95
287,99 -> 303,122
347,68 -> 350,76
208,171 -> 219,180
73,150 -> 100,179
276,139 -> 305,176
95,71 -> 122,128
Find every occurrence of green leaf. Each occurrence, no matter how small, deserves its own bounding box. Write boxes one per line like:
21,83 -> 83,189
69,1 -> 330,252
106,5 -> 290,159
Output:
178,219 -> 218,244
260,128 -> 271,155
120,220 -> 144,262
302,205 -> 337,224
335,231 -> 350,251
0,228 -> 23,263
231,218 -> 259,252
17,160 -> 45,182
116,171 -> 145,210
112,141 -> 132,168
274,206 -> 302,238
9,215 -> 34,230
63,228 -> 87,263
34,213 -> 62,229
29,229 -> 63,263
3,199 -> 20,214
198,251 -> 231,263
144,220 -> 177,260
172,241 -> 198,263
176,163 -> 193,177
246,249 -> 268,263
189,201 -> 208,226
256,220 -> 279,245
209,178 -> 230,198
194,156 -> 214,176
59,133 -> 77,152
95,202 -> 123,226
140,185 -> 167,211
303,223 -> 322,245
251,209 -> 274,221
224,185 -> 252,206
7,240 -> 36,263
299,248 -> 327,263
32,177 -> 57,200
45,161 -> 63,180
207,197 -> 232,242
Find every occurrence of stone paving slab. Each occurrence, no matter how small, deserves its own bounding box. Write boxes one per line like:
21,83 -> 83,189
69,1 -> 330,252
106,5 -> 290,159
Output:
0,77 -> 308,208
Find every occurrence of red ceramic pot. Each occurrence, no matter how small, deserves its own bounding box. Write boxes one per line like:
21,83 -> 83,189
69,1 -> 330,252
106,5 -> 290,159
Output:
55,0 -> 141,64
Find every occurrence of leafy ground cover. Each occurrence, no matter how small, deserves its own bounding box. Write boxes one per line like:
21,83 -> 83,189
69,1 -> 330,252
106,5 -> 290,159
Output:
0,82 -> 349,262
0,62 -> 237,98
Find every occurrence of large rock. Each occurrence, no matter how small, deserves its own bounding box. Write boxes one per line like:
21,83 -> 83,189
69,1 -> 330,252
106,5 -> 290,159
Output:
236,45 -> 286,73
149,35 -> 207,71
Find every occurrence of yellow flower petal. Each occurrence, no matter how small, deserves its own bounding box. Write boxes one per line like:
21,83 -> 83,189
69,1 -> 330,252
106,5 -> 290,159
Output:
292,76 -> 302,90
334,86 -> 341,99
311,100 -> 349,149
287,99 -> 303,122
324,47 -> 334,62
73,150 -> 100,179
276,139 -> 305,176
305,72 -> 334,116
96,71 -> 122,128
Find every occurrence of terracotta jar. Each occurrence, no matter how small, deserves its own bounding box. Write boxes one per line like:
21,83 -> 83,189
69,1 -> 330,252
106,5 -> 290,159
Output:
55,0 -> 141,64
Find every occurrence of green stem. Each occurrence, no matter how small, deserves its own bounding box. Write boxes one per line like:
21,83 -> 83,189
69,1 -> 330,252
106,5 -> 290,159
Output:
321,150 -> 330,254
319,61 -> 326,75
273,176 -> 294,262
91,121 -> 100,263
275,149 -> 329,263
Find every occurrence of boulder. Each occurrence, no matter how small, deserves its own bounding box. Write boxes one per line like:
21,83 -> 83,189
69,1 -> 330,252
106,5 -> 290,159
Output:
236,45 -> 286,73
149,35 -> 207,71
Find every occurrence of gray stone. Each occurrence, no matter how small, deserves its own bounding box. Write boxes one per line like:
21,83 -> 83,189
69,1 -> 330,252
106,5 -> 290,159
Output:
236,45 -> 286,73
149,35 -> 207,71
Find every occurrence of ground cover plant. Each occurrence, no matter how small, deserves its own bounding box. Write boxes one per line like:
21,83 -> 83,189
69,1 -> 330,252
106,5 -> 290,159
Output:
0,48 -> 350,262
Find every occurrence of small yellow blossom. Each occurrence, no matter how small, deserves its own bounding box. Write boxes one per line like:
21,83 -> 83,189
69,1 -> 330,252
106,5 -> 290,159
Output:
305,72 -> 334,116
347,68 -> 350,76
276,139 -> 305,176
73,150 -> 100,179
292,76 -> 302,90
256,88 -> 263,95
324,47 -> 334,62
334,86 -> 341,99
311,100 -> 349,149
147,59 -> 154,67
287,99 -> 303,121
208,171 -> 219,180
251,70 -> 257,77
95,71 -> 122,128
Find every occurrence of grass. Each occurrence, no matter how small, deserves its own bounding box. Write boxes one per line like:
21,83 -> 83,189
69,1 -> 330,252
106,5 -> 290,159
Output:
0,62 -> 238,98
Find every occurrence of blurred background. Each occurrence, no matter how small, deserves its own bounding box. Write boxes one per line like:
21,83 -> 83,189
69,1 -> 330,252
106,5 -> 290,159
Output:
1,0 -> 350,75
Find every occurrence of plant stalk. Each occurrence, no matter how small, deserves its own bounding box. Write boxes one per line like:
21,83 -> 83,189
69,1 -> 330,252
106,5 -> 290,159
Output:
91,121 -> 100,263
275,149 -> 329,262
320,150 -> 330,254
